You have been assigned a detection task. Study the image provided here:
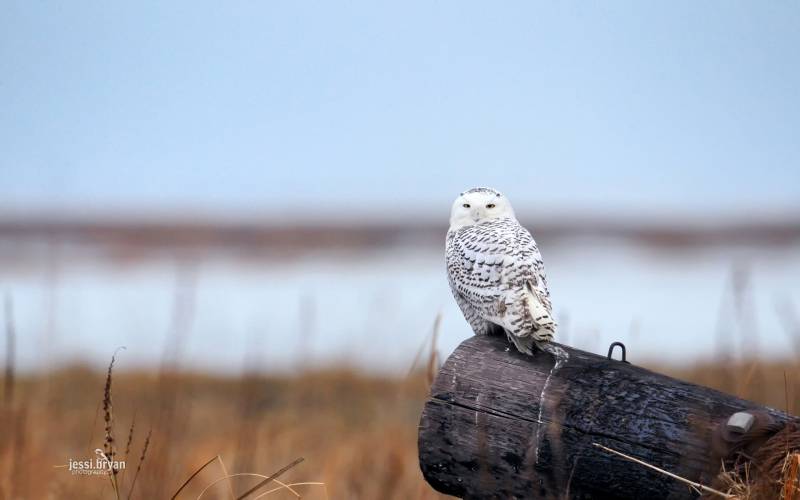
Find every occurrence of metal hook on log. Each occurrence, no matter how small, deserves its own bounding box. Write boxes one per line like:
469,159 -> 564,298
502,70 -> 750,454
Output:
607,341 -> 629,363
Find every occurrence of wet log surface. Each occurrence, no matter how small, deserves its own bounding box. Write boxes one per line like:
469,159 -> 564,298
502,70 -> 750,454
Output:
418,335 -> 790,499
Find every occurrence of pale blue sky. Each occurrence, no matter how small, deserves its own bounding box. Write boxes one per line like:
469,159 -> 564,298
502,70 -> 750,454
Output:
2,1 -> 799,218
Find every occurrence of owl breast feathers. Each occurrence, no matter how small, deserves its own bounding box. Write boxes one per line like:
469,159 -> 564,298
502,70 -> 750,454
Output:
446,216 -> 556,354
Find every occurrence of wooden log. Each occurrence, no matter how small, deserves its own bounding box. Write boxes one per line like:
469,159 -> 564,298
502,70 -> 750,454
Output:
418,335 -> 791,499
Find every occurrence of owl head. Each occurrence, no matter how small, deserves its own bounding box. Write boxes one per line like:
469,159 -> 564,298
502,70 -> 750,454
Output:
449,187 -> 516,229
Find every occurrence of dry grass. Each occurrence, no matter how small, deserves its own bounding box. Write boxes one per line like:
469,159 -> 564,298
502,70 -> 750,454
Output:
784,453 -> 800,500
0,365 -> 450,499
0,359 -> 794,499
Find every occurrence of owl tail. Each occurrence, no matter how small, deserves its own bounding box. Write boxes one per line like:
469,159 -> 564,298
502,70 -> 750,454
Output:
506,333 -> 535,355
505,331 -> 552,355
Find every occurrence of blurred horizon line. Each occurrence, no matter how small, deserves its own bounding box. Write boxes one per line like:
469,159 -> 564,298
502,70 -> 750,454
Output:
2,210 -> 799,257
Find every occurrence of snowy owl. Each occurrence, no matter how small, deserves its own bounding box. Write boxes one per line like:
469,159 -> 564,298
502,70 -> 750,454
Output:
446,187 -> 556,355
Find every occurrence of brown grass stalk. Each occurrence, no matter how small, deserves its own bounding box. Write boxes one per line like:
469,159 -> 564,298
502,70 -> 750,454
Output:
3,295 -> 15,410
196,474 -> 309,499
426,313 -> 441,387
126,428 -> 151,500
103,349 -> 125,500
171,455 -> 219,500
119,411 -> 136,490
592,443 -> 733,498
235,457 -> 304,500
783,453 -> 800,500
217,455 -> 237,500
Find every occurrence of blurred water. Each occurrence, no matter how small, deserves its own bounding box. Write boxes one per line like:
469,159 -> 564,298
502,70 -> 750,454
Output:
2,239 -> 799,373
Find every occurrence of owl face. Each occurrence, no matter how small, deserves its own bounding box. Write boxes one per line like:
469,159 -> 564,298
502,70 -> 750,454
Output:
449,187 -> 515,229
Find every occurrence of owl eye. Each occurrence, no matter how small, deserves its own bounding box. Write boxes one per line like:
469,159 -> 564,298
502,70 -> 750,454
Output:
462,203 -> 471,208
486,203 -> 496,209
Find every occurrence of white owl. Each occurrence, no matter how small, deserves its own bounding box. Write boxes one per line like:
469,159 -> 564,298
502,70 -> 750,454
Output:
446,187 -> 556,355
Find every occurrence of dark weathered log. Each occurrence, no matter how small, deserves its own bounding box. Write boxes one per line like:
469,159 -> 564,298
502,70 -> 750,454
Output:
418,335 -> 790,499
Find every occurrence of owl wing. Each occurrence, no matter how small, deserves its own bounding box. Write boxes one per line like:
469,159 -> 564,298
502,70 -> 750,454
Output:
509,222 -> 554,315
503,223 -> 556,347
